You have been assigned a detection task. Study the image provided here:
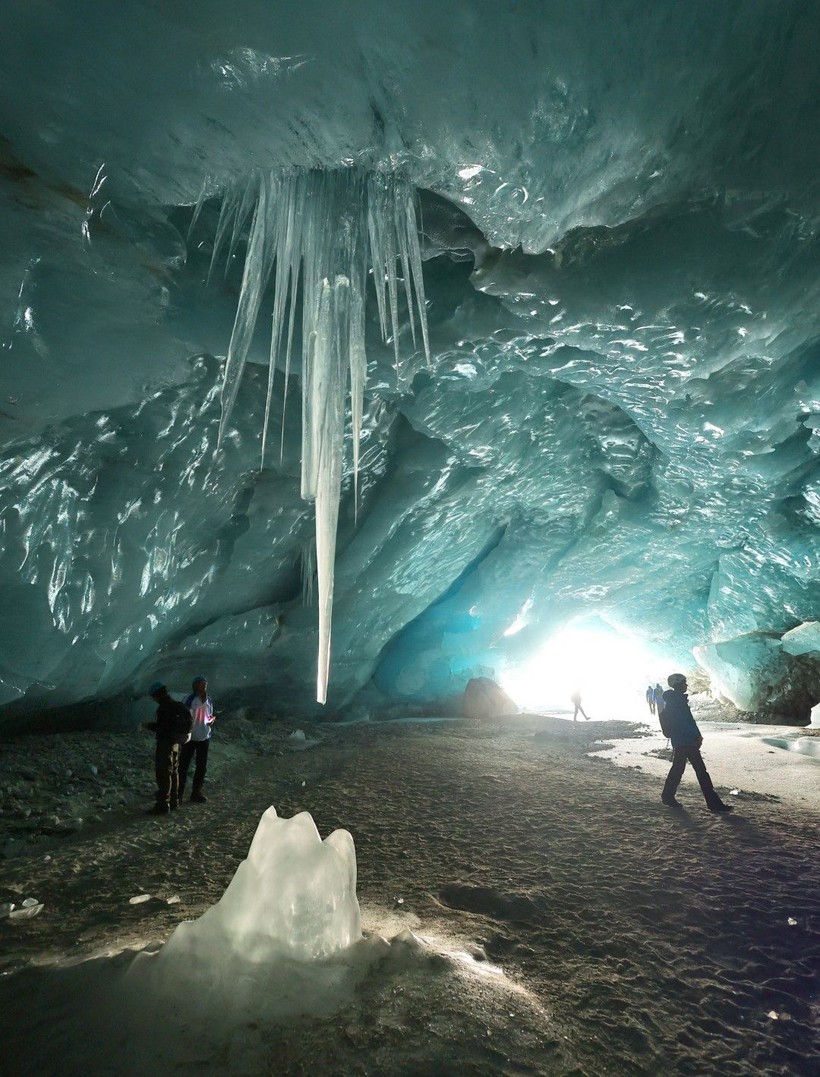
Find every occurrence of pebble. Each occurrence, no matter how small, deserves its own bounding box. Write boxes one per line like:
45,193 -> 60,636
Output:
9,903 -> 43,920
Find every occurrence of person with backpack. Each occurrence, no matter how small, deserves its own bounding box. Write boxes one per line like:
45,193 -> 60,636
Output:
179,675 -> 216,803
660,673 -> 732,812
142,681 -> 193,815
645,685 -> 656,715
653,683 -> 665,721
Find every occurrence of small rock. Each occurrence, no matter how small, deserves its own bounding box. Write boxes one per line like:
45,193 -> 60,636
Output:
9,903 -> 43,920
129,894 -> 151,905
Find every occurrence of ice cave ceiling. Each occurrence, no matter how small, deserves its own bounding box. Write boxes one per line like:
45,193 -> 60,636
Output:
1,0 -> 820,728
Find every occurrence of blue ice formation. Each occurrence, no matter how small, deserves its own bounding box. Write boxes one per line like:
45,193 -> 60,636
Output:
0,1 -> 819,726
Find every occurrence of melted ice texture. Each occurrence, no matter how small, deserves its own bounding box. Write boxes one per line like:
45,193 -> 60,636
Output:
0,2 -> 819,721
160,807 -> 361,964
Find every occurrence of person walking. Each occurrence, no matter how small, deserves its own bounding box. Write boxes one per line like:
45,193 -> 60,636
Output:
645,685 -> 656,715
142,682 -> 193,815
660,673 -> 732,812
570,690 -> 590,721
179,675 -> 216,803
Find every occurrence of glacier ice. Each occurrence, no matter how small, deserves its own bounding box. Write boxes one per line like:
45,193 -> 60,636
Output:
157,806 -> 361,969
1,1 -> 820,725
214,168 -> 429,703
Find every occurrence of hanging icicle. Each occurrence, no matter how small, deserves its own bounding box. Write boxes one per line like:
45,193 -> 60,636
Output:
214,167 -> 429,704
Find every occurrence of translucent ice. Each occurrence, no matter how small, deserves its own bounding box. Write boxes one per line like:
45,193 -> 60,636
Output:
161,806 -> 361,967
215,168 -> 429,703
2,3 -> 820,726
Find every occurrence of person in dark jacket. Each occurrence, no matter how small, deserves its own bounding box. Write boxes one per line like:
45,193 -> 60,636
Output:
142,681 -> 193,815
660,673 -> 732,812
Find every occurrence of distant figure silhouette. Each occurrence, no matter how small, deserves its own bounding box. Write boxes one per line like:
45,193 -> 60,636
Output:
570,690 -> 589,721
645,684 -> 656,715
653,683 -> 665,723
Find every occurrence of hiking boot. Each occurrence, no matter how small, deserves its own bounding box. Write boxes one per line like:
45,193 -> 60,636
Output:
661,796 -> 682,808
146,804 -> 170,816
190,791 -> 207,803
708,801 -> 733,813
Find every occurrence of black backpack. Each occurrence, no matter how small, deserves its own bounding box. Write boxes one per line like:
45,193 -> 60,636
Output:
170,699 -> 193,744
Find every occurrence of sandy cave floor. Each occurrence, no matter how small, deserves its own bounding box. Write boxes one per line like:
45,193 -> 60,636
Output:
1,712 -> 819,1076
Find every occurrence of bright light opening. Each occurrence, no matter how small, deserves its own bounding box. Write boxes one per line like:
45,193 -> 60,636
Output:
500,621 -> 668,721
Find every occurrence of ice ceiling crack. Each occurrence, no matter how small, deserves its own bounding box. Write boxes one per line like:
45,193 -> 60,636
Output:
213,167 -> 430,703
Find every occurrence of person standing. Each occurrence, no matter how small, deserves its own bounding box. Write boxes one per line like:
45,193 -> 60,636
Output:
653,683 -> 666,723
660,673 -> 732,812
645,685 -> 656,715
142,682 -> 193,815
179,675 -> 216,803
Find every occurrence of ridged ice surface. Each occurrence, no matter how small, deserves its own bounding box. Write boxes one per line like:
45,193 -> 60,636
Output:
0,2 -> 819,723
214,168 -> 428,701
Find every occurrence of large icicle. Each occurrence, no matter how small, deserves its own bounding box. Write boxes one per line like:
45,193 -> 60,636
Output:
215,168 -> 429,704
217,172 -> 276,448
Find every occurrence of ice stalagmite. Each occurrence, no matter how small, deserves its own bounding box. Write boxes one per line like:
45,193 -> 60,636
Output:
215,168 -> 429,703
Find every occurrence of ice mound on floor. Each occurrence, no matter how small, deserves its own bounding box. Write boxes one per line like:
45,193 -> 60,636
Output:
161,806 -> 361,967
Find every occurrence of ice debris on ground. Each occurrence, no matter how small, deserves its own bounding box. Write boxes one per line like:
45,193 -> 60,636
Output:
9,899 -> 43,920
160,806 -> 361,967
761,737 -> 820,759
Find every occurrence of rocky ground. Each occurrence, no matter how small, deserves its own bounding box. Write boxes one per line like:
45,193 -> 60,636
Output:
0,708 -> 316,861
1,712 -> 819,1075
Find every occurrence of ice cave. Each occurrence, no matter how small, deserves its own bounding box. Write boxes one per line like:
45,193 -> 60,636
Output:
1,1 -> 820,728
3,4 -> 820,1075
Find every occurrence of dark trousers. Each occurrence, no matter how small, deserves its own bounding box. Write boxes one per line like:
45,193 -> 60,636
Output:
155,739 -> 180,807
662,745 -> 720,806
179,740 -> 209,798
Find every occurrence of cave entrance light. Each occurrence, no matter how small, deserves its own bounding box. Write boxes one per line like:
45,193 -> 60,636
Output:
500,620 -> 668,721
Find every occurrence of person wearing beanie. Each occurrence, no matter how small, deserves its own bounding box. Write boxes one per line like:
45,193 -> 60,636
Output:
660,673 -> 732,812
142,682 -> 194,815
179,675 -> 216,803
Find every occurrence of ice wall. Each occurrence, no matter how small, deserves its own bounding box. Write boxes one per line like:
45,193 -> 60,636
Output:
1,1 -> 820,724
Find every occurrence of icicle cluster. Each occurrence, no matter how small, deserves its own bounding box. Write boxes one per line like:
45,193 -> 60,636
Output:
212,169 -> 429,704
